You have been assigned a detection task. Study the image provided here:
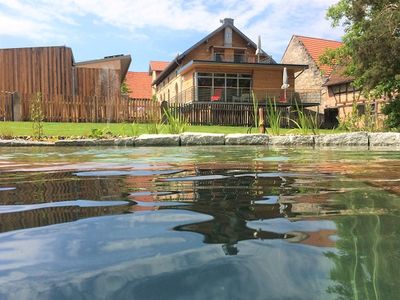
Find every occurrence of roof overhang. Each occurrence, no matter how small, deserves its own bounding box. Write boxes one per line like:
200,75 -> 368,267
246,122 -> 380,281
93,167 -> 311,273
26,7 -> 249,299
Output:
178,60 -> 308,76
75,55 -> 132,83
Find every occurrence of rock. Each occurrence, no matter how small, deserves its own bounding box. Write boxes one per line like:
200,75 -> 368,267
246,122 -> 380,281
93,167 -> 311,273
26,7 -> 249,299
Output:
315,132 -> 368,146
135,134 -> 180,146
54,139 -> 97,146
180,132 -> 225,146
369,132 -> 400,147
268,135 -> 315,146
225,134 -> 269,145
114,137 -> 136,146
0,139 -> 55,146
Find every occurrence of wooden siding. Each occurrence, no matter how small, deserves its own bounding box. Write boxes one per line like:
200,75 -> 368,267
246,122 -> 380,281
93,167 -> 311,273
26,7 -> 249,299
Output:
0,47 -> 74,95
0,47 -> 128,122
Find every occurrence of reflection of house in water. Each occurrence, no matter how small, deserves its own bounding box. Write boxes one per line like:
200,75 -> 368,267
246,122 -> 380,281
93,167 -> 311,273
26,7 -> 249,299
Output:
0,171 -> 133,233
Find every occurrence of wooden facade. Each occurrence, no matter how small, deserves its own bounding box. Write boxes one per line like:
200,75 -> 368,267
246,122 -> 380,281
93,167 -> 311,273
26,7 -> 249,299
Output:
0,46 -> 132,122
153,18 -> 319,107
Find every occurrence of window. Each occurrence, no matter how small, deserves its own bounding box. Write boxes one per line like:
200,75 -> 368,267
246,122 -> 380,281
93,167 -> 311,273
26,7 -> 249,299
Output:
357,104 -> 365,116
195,72 -> 253,102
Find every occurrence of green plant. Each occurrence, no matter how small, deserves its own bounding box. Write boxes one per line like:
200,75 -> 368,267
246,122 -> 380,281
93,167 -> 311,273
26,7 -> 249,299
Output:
89,126 -> 114,139
122,122 -> 140,136
0,123 -> 14,139
290,101 -> 319,135
31,92 -> 44,139
265,97 -> 282,135
252,91 -> 259,130
146,122 -> 163,134
163,107 -> 188,134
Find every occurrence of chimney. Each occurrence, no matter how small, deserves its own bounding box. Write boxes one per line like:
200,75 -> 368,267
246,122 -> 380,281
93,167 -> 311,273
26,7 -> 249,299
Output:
223,18 -> 234,47
223,18 -> 234,26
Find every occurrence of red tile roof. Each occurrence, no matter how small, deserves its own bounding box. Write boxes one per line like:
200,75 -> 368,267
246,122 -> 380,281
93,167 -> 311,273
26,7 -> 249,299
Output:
324,65 -> 353,86
296,35 -> 342,76
149,61 -> 169,72
125,71 -> 152,99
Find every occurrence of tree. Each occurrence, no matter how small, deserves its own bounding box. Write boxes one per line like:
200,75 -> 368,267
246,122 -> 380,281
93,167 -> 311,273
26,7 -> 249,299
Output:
322,0 -> 400,95
322,1 -> 400,129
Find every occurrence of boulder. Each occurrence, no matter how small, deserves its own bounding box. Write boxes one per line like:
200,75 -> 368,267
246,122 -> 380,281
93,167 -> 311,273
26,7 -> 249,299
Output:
55,139 -> 97,146
181,132 -> 225,146
225,134 -> 269,145
369,132 -> 400,147
315,132 -> 368,146
135,134 -> 180,146
268,135 -> 314,146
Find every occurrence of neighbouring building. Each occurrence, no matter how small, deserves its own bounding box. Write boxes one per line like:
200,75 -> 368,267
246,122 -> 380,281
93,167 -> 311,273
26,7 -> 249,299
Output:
281,35 -> 380,128
149,61 -> 169,96
0,46 -> 131,122
152,18 -> 320,107
125,71 -> 153,100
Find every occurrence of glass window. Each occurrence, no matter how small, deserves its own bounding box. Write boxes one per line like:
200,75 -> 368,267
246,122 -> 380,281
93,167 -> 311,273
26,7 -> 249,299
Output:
214,77 -> 225,87
226,78 -> 237,88
226,74 -> 237,78
214,73 -> 225,78
239,79 -> 251,88
198,77 -> 212,87
239,74 -> 252,78
198,73 -> 212,77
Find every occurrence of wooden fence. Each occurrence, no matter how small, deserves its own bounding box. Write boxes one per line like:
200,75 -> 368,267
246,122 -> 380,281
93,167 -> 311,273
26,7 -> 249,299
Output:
0,92 -> 13,121
0,92 -> 159,123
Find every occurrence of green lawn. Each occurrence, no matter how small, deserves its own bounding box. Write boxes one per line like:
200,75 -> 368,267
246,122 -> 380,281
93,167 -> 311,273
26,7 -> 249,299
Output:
0,121 -> 341,138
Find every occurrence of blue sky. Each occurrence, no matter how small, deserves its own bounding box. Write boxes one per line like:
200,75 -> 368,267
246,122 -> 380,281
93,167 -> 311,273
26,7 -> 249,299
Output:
0,0 -> 344,71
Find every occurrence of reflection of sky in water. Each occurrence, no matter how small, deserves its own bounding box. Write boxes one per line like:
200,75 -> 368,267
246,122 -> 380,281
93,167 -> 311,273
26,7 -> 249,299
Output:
0,210 -> 334,300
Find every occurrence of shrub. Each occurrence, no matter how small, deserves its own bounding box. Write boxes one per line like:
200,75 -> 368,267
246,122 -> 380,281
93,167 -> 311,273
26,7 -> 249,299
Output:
31,92 -> 44,139
265,97 -> 282,135
163,108 -> 188,134
382,96 -> 400,131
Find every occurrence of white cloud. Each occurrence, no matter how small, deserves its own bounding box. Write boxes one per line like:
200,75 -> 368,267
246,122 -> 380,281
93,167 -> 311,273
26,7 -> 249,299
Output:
0,0 -> 344,57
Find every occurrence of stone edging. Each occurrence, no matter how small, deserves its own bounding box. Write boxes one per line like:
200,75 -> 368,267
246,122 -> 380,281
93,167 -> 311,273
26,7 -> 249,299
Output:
0,132 -> 400,148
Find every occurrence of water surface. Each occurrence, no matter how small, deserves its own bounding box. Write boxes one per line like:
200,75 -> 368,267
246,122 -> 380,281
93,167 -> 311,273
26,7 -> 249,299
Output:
0,146 -> 399,299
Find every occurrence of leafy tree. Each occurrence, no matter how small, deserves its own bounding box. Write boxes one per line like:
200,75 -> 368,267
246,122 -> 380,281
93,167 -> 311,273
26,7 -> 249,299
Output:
322,1 -> 399,92
120,80 -> 131,97
322,0 -> 400,129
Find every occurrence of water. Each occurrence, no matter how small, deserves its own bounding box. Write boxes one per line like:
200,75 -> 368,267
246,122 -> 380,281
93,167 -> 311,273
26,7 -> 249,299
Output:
0,146 -> 399,300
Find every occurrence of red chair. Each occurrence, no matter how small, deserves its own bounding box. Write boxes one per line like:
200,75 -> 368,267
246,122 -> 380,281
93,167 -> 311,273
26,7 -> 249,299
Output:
211,88 -> 222,101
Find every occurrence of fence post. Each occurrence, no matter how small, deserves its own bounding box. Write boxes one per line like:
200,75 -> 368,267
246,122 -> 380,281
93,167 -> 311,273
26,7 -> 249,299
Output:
161,101 -> 168,124
258,107 -> 265,133
12,92 -> 22,121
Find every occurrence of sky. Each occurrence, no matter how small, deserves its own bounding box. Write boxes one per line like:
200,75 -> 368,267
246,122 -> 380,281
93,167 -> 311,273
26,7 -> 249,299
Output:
0,0 -> 344,71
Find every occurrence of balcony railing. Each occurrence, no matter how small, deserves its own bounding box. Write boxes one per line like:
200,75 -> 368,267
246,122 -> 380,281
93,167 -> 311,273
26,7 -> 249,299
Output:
168,87 -> 321,106
211,54 -> 272,64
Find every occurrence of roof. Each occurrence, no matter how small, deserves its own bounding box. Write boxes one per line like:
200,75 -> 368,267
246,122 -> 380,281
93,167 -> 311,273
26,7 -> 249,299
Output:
324,65 -> 354,86
295,35 -> 342,76
153,18 -> 276,85
75,54 -> 132,83
125,71 -> 152,99
149,61 -> 169,73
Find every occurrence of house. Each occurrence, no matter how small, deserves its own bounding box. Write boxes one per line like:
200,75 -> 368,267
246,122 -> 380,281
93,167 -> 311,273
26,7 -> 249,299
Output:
0,46 -> 131,121
149,61 -> 169,95
125,71 -> 153,100
152,18 -> 320,107
281,35 -> 375,128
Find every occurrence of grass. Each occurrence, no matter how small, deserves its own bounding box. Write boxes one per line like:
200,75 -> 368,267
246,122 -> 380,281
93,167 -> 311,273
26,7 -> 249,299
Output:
0,121 -> 343,138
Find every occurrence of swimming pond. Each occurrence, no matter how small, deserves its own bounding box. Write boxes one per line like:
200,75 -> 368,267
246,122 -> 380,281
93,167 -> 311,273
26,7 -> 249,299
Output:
0,146 -> 399,299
